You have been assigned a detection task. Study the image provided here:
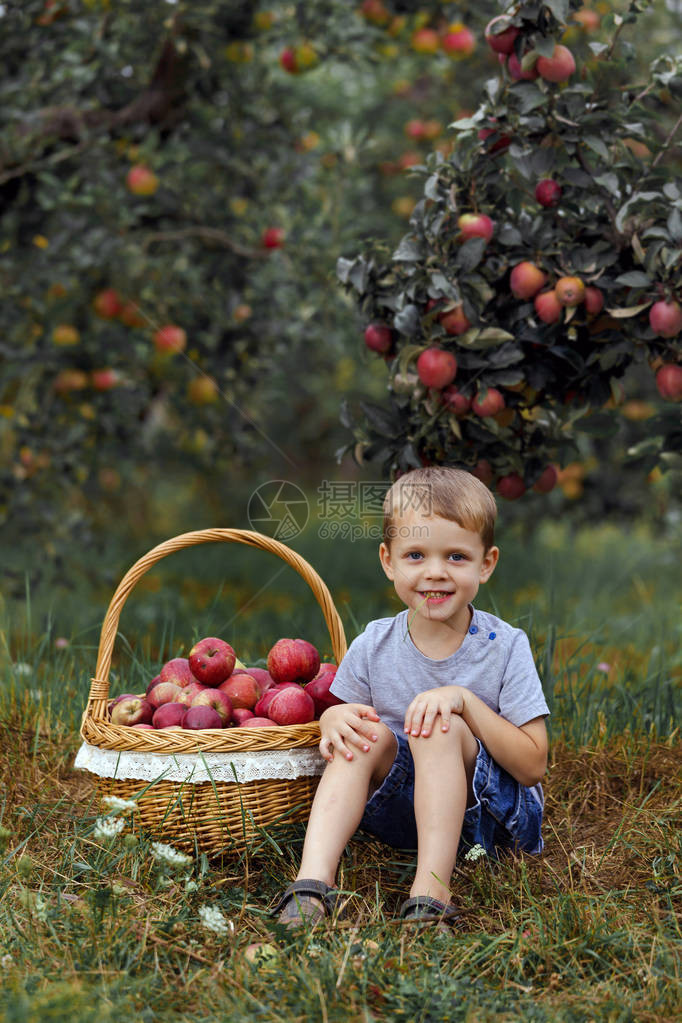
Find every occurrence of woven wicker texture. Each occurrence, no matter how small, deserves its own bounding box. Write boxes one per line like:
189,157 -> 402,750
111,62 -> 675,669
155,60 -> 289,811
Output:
98,775 -> 320,852
79,529 -> 348,853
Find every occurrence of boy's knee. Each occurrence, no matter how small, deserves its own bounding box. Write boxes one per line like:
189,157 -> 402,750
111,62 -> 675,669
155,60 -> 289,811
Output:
409,714 -> 477,757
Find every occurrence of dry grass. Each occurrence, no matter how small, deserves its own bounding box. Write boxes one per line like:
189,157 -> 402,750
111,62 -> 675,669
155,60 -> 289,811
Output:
1,701 -> 680,1022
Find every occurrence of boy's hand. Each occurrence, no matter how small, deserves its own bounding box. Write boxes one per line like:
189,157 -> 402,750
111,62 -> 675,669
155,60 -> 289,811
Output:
404,686 -> 466,738
319,703 -> 381,763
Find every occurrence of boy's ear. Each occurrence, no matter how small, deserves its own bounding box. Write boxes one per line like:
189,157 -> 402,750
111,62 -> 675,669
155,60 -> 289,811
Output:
379,542 -> 395,580
479,545 -> 499,583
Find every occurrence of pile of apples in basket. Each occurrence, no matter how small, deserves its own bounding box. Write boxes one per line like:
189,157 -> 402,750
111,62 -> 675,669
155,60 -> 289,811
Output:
108,637 -> 339,730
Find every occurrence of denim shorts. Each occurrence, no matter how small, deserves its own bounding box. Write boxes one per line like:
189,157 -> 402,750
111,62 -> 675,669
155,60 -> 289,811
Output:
359,732 -> 543,858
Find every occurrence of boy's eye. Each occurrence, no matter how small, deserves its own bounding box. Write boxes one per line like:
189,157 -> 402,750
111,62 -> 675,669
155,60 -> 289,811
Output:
449,553 -> 465,561
406,552 -> 422,560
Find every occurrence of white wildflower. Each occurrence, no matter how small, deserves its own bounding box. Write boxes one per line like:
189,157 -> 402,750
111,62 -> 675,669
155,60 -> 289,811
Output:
13,663 -> 32,676
464,843 -> 487,862
101,795 -> 138,813
150,842 -> 193,868
1,954 -> 13,968
185,879 -> 199,893
93,816 -> 126,841
198,905 -> 234,936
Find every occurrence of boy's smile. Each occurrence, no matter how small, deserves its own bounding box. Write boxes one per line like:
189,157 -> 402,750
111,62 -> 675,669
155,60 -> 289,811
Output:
379,512 -> 498,649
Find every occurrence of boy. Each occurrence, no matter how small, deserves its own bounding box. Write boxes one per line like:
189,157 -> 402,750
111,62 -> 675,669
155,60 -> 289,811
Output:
273,467 -> 549,929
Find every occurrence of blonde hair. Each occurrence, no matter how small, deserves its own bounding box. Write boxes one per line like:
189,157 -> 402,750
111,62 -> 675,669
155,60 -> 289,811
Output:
382,467 -> 497,552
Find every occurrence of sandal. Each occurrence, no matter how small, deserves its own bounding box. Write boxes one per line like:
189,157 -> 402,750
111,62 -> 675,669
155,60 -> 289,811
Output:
399,896 -> 460,932
271,879 -> 345,930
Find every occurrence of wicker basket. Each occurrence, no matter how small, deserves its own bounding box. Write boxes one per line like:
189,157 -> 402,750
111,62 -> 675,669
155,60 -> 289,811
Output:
79,528 -> 347,853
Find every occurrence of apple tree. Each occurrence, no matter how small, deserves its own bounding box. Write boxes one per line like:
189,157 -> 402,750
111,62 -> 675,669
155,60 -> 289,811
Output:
337,0 -> 682,499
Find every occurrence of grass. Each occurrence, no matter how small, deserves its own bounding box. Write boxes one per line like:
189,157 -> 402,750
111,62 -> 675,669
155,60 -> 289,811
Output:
0,519 -> 680,1020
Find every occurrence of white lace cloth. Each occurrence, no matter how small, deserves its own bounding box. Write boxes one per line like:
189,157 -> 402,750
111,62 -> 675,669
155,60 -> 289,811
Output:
74,741 -> 326,785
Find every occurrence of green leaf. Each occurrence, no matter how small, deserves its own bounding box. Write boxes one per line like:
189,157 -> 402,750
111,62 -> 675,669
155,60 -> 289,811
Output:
511,82 -> 547,114
359,401 -> 398,438
605,301 -> 652,318
429,272 -> 460,301
393,237 -> 422,262
456,328 -> 514,350
535,36 -> 556,58
393,304 -> 420,336
594,173 -> 620,196
454,238 -> 487,272
543,0 -> 570,22
614,271 -> 652,287
667,208 -> 682,242
584,136 -> 610,161
398,344 -> 426,376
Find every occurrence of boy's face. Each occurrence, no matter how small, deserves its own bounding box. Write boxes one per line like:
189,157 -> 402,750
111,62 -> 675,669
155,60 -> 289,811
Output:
378,512 -> 498,635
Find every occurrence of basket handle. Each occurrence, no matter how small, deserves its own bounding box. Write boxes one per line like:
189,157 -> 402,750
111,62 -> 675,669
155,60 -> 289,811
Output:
88,528 -> 347,703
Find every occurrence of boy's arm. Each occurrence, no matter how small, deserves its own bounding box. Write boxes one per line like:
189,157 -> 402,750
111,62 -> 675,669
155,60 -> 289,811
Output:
404,687 -> 548,788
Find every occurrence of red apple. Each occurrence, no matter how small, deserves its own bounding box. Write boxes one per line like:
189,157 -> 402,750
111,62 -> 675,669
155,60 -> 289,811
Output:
242,717 -> 278,728
441,25 -> 475,57
533,465 -> 558,494
268,687 -> 316,726
267,638 -> 320,685
93,289 -> 121,319
411,28 -> 440,54
183,705 -> 224,730
440,305 -> 471,336
244,667 -> 275,692
305,675 -> 343,717
176,681 -> 207,707
126,165 -> 159,196
218,672 -> 260,710
536,44 -> 575,83
111,697 -> 154,726
160,657 -> 194,689
584,287 -> 605,316
655,364 -> 682,401
313,663 -> 337,678
555,276 -> 585,307
649,300 -> 682,338
417,348 -> 457,389
145,675 -> 162,698
108,693 -> 139,713
153,325 -> 186,354
152,702 -> 187,728
364,324 -> 393,353
232,708 -> 255,726
262,227 -> 285,249
510,262 -> 547,300
457,214 -> 494,243
534,290 -> 562,324
472,388 -> 505,417
477,122 -> 511,154
91,369 -> 119,391
191,688 -> 233,725
188,637 -> 236,685
535,179 -> 562,207
132,723 -> 155,730
147,682 -> 183,709
471,460 -> 494,485
254,682 -> 299,717
441,386 -> 471,416
279,48 -> 298,73
485,17 -> 519,54
507,53 -> 538,81
405,119 -> 426,140
498,473 -> 526,500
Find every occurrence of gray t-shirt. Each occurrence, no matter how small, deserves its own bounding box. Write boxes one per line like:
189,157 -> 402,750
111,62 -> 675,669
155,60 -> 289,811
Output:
331,606 -> 549,736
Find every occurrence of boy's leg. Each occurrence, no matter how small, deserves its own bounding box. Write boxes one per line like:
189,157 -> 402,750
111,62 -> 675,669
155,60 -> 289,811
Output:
295,722 -> 398,888
408,715 -> 478,906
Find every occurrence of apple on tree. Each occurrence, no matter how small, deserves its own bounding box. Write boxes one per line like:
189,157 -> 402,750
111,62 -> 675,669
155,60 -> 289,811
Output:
416,348 -> 457,389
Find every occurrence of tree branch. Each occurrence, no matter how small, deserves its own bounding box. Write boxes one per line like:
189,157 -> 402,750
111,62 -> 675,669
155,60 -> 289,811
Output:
651,112 -> 682,168
140,227 -> 265,260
